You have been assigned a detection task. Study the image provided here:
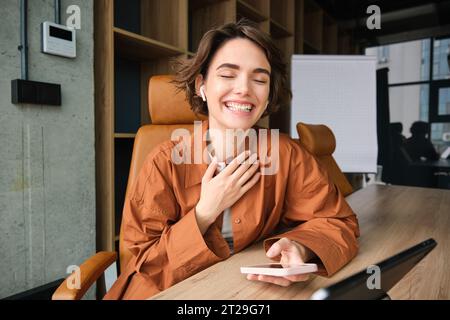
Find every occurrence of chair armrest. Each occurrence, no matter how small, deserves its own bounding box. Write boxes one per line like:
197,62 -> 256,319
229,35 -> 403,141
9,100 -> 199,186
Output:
52,251 -> 117,300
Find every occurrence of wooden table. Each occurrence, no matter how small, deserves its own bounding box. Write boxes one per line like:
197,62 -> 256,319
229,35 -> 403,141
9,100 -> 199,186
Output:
151,185 -> 450,300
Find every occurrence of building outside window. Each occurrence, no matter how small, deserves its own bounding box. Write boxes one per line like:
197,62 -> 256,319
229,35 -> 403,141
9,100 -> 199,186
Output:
366,37 -> 450,155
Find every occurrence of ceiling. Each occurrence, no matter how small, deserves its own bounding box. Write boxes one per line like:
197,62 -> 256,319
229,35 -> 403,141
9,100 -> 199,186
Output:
316,0 -> 450,47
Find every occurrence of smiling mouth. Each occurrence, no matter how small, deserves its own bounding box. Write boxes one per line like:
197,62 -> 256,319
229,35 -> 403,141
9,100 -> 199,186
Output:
224,101 -> 255,113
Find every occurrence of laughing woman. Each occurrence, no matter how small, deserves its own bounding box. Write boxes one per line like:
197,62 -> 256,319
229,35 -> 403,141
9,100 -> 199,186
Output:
104,20 -> 360,300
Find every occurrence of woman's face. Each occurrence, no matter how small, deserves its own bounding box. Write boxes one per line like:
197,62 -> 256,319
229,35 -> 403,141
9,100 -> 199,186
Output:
196,38 -> 271,131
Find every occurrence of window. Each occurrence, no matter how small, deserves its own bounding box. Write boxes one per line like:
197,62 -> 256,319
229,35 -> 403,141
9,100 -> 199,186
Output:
367,39 -> 431,83
366,36 -> 450,152
431,123 -> 450,153
377,46 -> 389,64
438,87 -> 450,115
389,85 -> 429,136
432,38 -> 450,80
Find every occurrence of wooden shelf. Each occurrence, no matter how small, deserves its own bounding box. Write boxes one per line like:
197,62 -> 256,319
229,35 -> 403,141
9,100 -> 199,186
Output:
189,0 -> 237,52
114,27 -> 187,61
270,19 -> 292,38
338,29 -> 351,54
303,0 -> 323,53
114,133 -> 136,139
237,0 -> 268,22
189,0 -> 228,11
293,0 -> 304,53
270,0 -> 294,35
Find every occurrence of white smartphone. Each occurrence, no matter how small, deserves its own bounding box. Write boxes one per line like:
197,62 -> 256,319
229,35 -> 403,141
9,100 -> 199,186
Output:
240,263 -> 318,277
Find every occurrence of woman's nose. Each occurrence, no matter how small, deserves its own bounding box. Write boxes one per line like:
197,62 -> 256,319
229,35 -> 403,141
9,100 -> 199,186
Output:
234,77 -> 250,95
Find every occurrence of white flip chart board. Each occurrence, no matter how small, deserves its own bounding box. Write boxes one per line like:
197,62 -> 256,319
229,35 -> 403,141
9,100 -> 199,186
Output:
290,55 -> 378,173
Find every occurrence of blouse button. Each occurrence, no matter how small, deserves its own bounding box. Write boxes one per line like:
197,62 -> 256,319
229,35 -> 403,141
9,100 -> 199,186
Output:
234,218 -> 241,224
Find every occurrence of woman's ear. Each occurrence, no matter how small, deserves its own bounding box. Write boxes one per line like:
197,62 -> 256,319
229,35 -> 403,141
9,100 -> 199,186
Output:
194,74 -> 204,98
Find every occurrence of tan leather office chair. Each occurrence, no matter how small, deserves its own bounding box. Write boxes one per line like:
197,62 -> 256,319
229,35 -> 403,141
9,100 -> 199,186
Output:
52,75 -> 206,300
296,122 -> 353,197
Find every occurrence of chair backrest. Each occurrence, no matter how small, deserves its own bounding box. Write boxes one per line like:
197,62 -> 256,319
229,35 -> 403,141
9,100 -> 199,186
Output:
119,75 -> 206,272
296,122 -> 353,197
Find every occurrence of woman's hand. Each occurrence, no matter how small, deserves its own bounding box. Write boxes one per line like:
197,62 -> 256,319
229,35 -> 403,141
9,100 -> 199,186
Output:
246,238 -> 316,286
195,150 -> 261,234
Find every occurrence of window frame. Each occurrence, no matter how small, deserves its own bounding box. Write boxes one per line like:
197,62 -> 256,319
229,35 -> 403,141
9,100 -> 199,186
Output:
382,36 -> 450,138
429,79 -> 450,122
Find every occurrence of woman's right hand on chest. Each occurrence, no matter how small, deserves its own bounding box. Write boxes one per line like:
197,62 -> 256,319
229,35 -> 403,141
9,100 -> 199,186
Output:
194,150 -> 261,234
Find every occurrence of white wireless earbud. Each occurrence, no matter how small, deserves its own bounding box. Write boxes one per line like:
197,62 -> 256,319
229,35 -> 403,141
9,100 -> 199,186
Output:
200,85 -> 206,102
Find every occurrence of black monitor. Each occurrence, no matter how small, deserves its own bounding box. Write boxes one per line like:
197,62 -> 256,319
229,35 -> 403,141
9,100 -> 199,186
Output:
310,238 -> 437,300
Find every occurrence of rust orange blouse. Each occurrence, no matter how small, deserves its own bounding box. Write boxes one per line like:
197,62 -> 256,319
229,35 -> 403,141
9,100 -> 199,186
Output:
104,120 -> 360,300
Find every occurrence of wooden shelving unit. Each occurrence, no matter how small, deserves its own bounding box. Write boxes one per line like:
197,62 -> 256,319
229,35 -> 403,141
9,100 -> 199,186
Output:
114,28 -> 187,61
114,133 -> 137,139
94,0 -> 357,257
293,0 -> 304,54
189,0 -> 237,52
270,19 -> 292,38
303,0 -> 323,53
236,0 -> 268,22
265,0 -> 294,132
338,28 -> 352,54
322,12 -> 338,54
270,0 -> 294,35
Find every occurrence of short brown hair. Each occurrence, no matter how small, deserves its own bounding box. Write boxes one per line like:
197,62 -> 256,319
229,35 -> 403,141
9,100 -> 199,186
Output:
172,19 -> 292,117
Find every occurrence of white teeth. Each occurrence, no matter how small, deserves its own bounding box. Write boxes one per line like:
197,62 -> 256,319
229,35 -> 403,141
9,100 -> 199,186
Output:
225,102 -> 253,112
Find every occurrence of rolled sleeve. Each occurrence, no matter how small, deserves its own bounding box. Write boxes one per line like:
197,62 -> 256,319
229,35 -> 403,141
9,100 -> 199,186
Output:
166,207 -> 229,271
263,215 -> 359,276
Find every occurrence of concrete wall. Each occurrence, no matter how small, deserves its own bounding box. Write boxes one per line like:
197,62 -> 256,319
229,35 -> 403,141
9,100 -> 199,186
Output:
0,0 -> 95,298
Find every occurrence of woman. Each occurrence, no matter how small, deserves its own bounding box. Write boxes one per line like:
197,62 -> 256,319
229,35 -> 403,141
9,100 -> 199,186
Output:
104,20 -> 360,300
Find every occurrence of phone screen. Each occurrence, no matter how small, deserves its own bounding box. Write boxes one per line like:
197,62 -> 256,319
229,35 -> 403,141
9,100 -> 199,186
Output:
249,264 -> 302,269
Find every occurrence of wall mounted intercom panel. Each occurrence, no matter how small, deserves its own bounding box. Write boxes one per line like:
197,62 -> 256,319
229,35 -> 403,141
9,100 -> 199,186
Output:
41,21 -> 76,58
